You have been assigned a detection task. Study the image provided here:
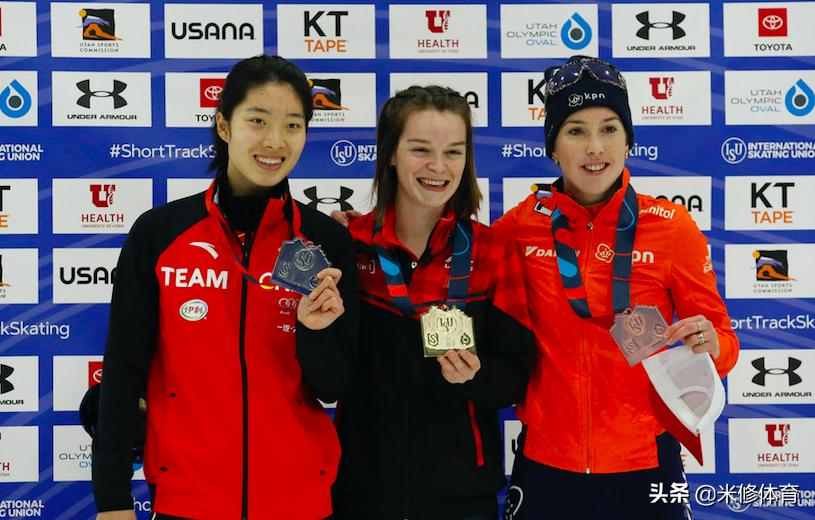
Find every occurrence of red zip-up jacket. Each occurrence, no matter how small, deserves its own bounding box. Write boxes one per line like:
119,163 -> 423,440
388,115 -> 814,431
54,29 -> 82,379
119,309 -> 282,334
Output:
494,169 -> 738,474
93,176 -> 359,519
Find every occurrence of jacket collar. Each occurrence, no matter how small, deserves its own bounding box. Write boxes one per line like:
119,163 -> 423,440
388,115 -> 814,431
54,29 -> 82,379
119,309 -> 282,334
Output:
377,205 -> 458,258
550,168 -> 631,226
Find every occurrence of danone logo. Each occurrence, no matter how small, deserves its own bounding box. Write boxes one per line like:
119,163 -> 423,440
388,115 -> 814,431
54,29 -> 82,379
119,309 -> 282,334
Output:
179,299 -> 208,321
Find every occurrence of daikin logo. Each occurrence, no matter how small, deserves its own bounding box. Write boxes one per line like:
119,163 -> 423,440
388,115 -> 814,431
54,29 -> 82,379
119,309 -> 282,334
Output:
785,79 -> 814,116
561,12 -> 591,50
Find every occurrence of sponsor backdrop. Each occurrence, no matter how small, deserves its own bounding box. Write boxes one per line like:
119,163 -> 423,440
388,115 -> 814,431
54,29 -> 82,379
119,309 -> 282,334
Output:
0,0 -> 813,518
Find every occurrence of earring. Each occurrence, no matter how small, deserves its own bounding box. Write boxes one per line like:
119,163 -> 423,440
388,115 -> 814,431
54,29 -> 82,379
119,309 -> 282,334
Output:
624,152 -> 629,160
553,158 -> 559,165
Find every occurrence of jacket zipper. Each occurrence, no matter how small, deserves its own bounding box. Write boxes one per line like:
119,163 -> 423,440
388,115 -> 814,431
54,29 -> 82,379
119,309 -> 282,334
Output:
240,246 -> 250,520
583,220 -> 594,474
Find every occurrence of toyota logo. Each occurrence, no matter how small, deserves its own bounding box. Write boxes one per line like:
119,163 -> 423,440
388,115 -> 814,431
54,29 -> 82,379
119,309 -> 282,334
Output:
204,85 -> 223,102
279,298 -> 299,310
762,15 -> 783,31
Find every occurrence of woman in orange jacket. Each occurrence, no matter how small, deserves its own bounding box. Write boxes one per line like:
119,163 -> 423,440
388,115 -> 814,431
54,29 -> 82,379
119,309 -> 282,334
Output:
495,56 -> 739,519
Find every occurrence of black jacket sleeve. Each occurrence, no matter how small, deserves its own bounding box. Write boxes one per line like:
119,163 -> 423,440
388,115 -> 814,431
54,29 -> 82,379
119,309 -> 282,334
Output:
295,206 -> 360,404
92,213 -> 160,512
452,235 -> 534,410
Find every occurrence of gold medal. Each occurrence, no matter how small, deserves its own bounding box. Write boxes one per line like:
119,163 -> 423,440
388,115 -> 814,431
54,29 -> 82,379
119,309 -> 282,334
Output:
420,305 -> 476,358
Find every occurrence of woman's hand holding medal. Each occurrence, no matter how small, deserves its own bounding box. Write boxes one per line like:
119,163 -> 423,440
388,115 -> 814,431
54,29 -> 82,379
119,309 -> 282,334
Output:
437,349 -> 481,384
297,267 -> 345,331
662,315 -> 720,359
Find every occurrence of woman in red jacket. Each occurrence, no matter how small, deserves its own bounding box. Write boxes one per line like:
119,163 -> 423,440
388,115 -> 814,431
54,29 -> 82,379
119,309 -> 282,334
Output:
92,55 -> 359,520
331,86 -> 533,520
496,56 -> 739,519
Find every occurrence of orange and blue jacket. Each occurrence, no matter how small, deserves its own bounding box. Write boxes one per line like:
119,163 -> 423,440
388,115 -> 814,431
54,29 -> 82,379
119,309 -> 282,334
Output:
494,169 -> 738,474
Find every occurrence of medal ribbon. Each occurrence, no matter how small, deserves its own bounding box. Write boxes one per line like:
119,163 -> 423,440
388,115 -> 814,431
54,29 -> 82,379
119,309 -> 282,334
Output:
204,177 -> 306,287
551,184 -> 638,320
373,219 -> 474,316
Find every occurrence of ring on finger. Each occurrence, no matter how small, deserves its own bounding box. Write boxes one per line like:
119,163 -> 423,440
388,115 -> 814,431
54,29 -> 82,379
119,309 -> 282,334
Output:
697,332 -> 705,345
697,321 -> 703,333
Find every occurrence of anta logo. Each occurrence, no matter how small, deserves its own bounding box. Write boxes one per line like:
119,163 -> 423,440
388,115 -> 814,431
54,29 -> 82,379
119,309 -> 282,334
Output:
758,8 -> 786,37
765,424 -> 790,447
595,244 -> 655,264
200,78 -> 225,108
302,185 -> 354,211
79,8 -> 121,41
426,10 -> 450,33
77,79 -> 127,109
160,267 -> 228,289
636,11 -> 686,40
89,361 -> 103,387
0,365 -> 14,394
90,184 -> 115,208
59,266 -> 115,285
190,242 -> 219,259
171,22 -> 255,41
310,79 -> 348,110
752,357 -> 802,386
649,77 -> 674,100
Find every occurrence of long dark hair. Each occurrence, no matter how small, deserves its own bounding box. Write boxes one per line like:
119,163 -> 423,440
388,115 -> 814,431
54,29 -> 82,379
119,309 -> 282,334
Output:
208,55 -> 313,172
372,85 -> 480,224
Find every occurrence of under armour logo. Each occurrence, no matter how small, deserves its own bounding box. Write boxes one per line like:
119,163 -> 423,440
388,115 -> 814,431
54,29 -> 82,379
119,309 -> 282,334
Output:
303,186 -> 354,211
752,357 -> 802,387
0,365 -> 14,394
636,11 -> 686,40
76,79 -> 128,109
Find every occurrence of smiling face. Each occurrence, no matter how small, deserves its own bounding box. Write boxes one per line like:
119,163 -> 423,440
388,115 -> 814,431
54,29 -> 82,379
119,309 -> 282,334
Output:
551,106 -> 630,206
391,109 -> 467,218
216,82 -> 306,196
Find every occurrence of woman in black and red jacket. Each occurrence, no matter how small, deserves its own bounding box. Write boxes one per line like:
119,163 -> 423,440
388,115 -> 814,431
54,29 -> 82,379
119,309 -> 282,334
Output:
331,86 -> 533,520
92,55 -> 359,520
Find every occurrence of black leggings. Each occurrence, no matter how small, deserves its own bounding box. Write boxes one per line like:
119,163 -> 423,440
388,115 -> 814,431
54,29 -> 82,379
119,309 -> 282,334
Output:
505,430 -> 693,520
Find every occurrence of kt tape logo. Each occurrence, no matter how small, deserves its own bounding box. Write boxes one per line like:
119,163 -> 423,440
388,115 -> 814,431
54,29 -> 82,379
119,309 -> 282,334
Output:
786,79 -> 815,116
561,12 -> 591,50
0,80 -> 32,119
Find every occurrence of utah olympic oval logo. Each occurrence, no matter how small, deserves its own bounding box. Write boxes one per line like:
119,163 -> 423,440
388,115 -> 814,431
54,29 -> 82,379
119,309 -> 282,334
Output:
179,299 -> 208,321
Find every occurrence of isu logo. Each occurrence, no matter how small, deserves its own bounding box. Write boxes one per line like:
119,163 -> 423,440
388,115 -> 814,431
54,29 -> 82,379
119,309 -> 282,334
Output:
426,10 -> 450,33
90,184 -> 115,208
200,78 -> 225,108
649,77 -> 674,100
758,8 -> 787,37
765,424 -> 790,447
